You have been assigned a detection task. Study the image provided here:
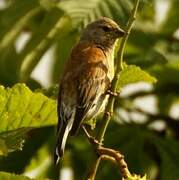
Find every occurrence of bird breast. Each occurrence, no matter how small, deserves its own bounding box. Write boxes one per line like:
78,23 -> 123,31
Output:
106,47 -> 115,81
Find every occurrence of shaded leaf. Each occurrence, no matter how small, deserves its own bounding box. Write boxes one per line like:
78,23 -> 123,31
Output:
52,30 -> 79,83
161,0 -> 179,35
149,135 -> 179,180
150,61 -> 179,85
0,0 -> 38,40
0,171 -> 33,180
0,7 -> 41,51
0,45 -> 19,86
38,84 -> 59,99
57,0 -> 132,28
103,124 -> 152,178
0,128 -> 29,156
24,143 -> 52,179
0,127 -> 54,174
19,13 -> 72,82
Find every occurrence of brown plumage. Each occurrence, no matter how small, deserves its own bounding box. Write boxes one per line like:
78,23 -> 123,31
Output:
55,17 -> 125,163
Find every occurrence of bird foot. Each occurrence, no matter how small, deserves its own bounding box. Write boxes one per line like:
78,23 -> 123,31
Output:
82,125 -> 102,147
107,90 -> 119,97
89,136 -> 101,147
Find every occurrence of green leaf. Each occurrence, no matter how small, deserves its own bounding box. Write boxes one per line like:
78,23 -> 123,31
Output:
38,84 -> 59,99
19,12 -> 72,82
150,61 -> 179,85
0,171 -> 33,180
52,30 -> 79,83
0,7 -> 41,51
0,45 -> 19,85
117,65 -> 157,89
149,135 -> 179,180
0,83 -> 57,132
0,0 -> 38,41
24,143 -> 52,179
125,174 -> 148,180
104,125 -> 151,178
0,127 -> 54,174
0,83 -> 57,155
161,0 -> 179,35
57,0 -> 132,28
0,128 -> 29,156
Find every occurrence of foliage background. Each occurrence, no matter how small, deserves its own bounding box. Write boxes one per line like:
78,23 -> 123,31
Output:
0,0 -> 179,179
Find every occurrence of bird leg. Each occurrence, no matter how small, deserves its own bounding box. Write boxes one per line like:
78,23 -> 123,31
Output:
82,125 -> 102,147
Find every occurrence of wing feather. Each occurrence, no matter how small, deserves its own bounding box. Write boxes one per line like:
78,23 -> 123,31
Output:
70,61 -> 110,135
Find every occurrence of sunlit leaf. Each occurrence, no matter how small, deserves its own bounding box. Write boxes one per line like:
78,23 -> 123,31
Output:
125,174 -> 148,180
0,83 -> 57,155
117,64 -> 157,89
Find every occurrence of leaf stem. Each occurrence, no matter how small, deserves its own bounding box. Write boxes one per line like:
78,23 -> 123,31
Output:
86,0 -> 140,179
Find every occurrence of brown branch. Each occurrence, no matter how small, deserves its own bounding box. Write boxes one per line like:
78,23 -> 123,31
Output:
97,146 -> 131,179
100,155 -> 116,164
84,126 -> 131,179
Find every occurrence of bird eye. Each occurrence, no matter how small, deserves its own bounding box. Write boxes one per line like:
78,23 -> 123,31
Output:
102,26 -> 111,32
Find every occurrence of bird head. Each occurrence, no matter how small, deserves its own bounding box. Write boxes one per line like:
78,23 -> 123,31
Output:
80,17 -> 125,48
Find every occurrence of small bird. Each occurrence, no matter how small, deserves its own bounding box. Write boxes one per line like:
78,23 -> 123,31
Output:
55,17 -> 125,163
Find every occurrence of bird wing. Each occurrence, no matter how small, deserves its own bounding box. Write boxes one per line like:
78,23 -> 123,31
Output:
70,44 -> 110,135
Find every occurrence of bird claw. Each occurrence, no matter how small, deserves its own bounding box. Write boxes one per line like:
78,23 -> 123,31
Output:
107,90 -> 119,97
89,136 -> 102,147
82,125 -> 102,147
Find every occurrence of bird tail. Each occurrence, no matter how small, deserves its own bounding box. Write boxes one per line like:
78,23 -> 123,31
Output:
54,118 -> 74,164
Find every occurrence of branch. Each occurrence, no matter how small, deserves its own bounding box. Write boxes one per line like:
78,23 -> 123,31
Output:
97,146 -> 130,178
86,0 -> 140,179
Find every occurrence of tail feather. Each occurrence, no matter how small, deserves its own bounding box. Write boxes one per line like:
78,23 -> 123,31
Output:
54,118 -> 74,164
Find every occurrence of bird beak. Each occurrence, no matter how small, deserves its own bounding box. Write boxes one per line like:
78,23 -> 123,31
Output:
115,27 -> 125,37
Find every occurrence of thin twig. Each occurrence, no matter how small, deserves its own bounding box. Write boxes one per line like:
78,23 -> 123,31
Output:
86,0 -> 140,179
97,146 -> 130,179
101,155 -> 116,164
